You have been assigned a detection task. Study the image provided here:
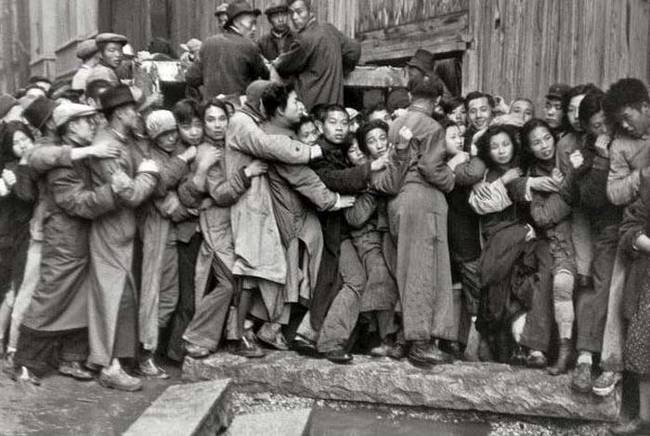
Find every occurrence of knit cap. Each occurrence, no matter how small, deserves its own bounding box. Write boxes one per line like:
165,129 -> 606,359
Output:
146,110 -> 177,139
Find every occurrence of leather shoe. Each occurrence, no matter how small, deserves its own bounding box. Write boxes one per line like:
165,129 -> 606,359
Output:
184,342 -> 211,359
526,350 -> 548,369
439,340 -> 463,360
137,356 -> 169,379
291,336 -> 320,357
408,341 -> 454,367
234,333 -> 266,358
324,348 -> 353,364
58,361 -> 93,381
609,418 -> 650,435
387,342 -> 407,360
257,326 -> 289,351
99,367 -> 142,392
571,363 -> 592,393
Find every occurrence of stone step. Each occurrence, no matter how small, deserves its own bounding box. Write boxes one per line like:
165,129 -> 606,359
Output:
124,379 -> 233,436
183,351 -> 621,422
224,408 -> 313,436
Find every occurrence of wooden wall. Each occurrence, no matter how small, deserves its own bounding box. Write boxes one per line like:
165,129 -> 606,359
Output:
0,0 -> 31,93
463,0 -> 650,106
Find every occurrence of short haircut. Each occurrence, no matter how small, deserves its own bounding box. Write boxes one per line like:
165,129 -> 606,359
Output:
356,119 -> 389,154
440,96 -> 465,115
567,83 -> 600,102
261,82 -> 295,118
320,104 -> 348,123
511,97 -> 533,107
85,79 -> 112,102
603,78 -> 650,121
310,103 -> 329,122
202,98 -> 230,121
172,98 -> 202,125
476,124 -> 520,169
464,91 -> 495,110
410,79 -> 443,100
520,118 -> 555,169
578,90 -> 606,130
297,115 -> 316,130
364,102 -> 386,117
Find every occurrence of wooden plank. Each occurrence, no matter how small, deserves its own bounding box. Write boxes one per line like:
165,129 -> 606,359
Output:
356,0 -> 469,33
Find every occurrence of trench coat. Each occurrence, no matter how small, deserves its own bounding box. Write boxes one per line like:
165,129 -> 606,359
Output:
86,128 -> 159,366
22,155 -> 116,333
387,106 -> 456,342
274,19 -> 361,109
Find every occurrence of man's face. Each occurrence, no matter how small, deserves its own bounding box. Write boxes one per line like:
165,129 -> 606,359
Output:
269,12 -> 290,33
407,66 -> 425,91
289,1 -> 311,31
280,91 -> 304,125
618,103 -> 650,139
321,110 -> 349,144
368,109 -> 391,125
467,97 -> 492,130
156,130 -> 179,153
544,98 -> 564,129
297,121 -> 319,145
117,104 -> 139,130
217,13 -> 228,27
178,116 -> 203,146
234,14 -> 258,40
101,42 -> 124,69
69,116 -> 97,145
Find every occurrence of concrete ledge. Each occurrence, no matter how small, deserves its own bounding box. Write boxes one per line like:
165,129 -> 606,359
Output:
124,379 -> 233,436
225,408 -> 312,436
183,352 -> 621,422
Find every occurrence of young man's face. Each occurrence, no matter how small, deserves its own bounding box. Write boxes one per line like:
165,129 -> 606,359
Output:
101,43 -> 124,69
178,116 -> 203,146
321,110 -> 349,144
280,91 -> 304,125
368,109 -> 391,125
289,1 -> 312,31
269,12 -> 290,33
234,14 -> 258,40
510,100 -> 534,123
567,94 -> 586,131
347,140 -> 367,166
204,105 -> 228,141
544,98 -> 564,129
156,130 -> 179,153
297,121 -> 319,145
467,97 -> 492,130
618,103 -> 650,139
69,116 -> 97,145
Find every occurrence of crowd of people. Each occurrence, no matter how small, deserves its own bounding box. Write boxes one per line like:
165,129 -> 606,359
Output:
1,0 -> 650,433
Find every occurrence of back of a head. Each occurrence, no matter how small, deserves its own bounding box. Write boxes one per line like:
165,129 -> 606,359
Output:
603,78 -> 650,121
410,79 -> 443,101
261,82 -> 292,118
578,90 -> 606,130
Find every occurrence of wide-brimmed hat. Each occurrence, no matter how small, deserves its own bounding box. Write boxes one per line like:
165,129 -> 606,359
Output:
96,33 -> 128,46
77,39 -> 99,60
225,1 -> 261,25
99,84 -> 136,112
406,49 -> 435,75
52,102 -> 97,128
23,96 -> 57,130
546,83 -> 571,102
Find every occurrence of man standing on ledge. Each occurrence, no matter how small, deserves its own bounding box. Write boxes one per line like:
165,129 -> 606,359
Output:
272,0 -> 361,110
258,1 -> 294,61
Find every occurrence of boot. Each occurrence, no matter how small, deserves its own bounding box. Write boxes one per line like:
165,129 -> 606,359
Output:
547,339 -> 572,375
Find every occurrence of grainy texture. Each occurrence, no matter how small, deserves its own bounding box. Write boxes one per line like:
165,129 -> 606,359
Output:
183,351 -> 621,422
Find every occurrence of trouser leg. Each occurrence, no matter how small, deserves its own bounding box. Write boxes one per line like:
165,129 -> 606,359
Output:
600,245 -> 627,372
157,242 -> 179,330
60,329 -> 89,363
8,240 -> 42,351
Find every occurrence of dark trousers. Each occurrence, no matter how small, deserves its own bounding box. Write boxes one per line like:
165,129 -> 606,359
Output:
167,233 -> 202,361
14,326 -> 88,376
520,240 -> 554,353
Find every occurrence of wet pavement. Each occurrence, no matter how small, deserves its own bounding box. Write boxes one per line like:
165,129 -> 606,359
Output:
0,360 -> 182,436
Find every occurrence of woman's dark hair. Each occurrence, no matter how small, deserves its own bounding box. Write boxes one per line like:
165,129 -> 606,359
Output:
578,90 -> 606,132
172,98 -> 202,125
440,96 -> 465,115
519,118 -> 555,169
476,124 -> 519,168
202,98 -> 230,121
437,117 -> 457,131
0,121 -> 34,167
261,82 -> 295,118
356,119 -> 389,155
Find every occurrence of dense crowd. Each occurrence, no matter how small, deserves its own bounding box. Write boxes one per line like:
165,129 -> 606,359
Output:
1,0 -> 650,433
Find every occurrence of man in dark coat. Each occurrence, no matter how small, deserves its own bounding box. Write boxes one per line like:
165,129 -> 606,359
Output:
272,0 -> 361,110
11,103 -> 119,385
186,1 -> 270,99
258,2 -> 294,61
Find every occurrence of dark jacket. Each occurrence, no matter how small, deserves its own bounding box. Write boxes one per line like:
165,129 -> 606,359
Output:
258,29 -> 295,61
186,29 -> 270,98
275,19 -> 361,109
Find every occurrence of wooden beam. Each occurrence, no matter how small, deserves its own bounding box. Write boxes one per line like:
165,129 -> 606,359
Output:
345,66 -> 408,88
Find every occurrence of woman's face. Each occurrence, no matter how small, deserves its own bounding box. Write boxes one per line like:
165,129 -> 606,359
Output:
489,132 -> 514,166
347,140 -> 367,166
364,127 -> 389,159
567,94 -> 586,131
445,125 -> 463,155
156,130 -> 179,153
204,106 -> 228,141
510,100 -> 534,123
179,116 -> 204,146
448,105 -> 467,126
528,126 -> 555,161
587,110 -> 610,137
12,130 -> 34,158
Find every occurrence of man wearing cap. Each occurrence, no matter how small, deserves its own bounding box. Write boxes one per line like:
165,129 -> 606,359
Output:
88,33 -> 128,87
272,0 -> 360,110
258,2 -> 294,61
11,102 -> 120,385
72,39 -> 100,93
186,1 -> 269,99
406,49 -> 452,100
545,83 -> 571,136
215,2 -> 229,29
86,84 -> 160,391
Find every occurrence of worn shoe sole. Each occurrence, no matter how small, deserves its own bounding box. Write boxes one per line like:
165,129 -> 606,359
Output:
593,383 -> 619,397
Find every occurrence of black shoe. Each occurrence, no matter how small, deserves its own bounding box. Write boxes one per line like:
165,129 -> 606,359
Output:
609,418 -> 650,435
548,339 -> 573,375
510,345 -> 527,366
58,361 -> 94,381
439,340 -> 463,360
234,335 -> 266,358
408,341 -> 454,367
324,348 -> 353,364
290,336 -> 320,357
571,363 -> 592,393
